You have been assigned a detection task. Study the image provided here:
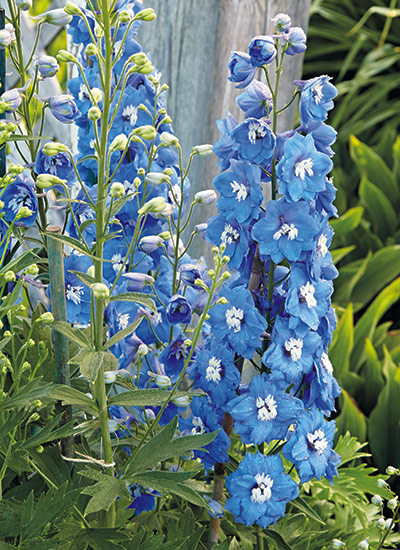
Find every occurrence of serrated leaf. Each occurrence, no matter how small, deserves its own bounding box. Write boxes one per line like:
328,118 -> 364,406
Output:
290,496 -> 326,525
109,292 -> 156,312
334,432 -> 370,466
104,316 -> 144,350
83,476 -> 130,515
52,321 -> 91,348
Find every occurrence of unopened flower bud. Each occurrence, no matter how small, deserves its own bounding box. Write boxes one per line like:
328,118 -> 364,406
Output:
104,371 -> 117,384
135,8 -> 156,21
4,331 -> 11,338
139,235 -> 163,253
109,134 -> 128,152
37,55 -> 59,78
217,297 -> 228,305
158,231 -> 170,240
137,168 -> 145,177
22,361 -> 31,370
87,266 -> 95,278
32,399 -> 42,408
192,144 -> 213,156
57,50 -> 77,64
137,343 -> 149,357
220,272 -> 231,282
91,88 -> 103,103
92,283 -> 109,300
36,174 -> 67,189
162,116 -> 172,124
357,540 -> 369,550
0,29 -> 13,49
386,466 -> 399,476
371,495 -> 383,506
16,0 -> 32,11
387,497 -> 398,510
331,540 -> 345,549
88,106 -> 101,121
37,9 -> 73,26
26,264 -> 39,276
376,517 -> 386,530
17,207 -> 32,221
194,189 -> 217,205
64,2 -> 83,15
146,172 -> 169,186
124,273 -> 154,292
153,374 -> 171,388
163,167 -> 173,176
208,269 -> 215,278
129,52 -> 148,65
144,408 -> 156,421
172,396 -> 190,407
161,84 -> 169,92
110,182 -> 125,198
42,142 -> 69,156
4,271 -> 15,282
133,125 -> 157,140
385,518 -> 393,530
85,43 -> 98,57
28,339 -> 35,347
28,412 -> 40,423
133,177 -> 141,189
160,131 -> 179,146
1,89 -> 22,113
118,10 -> 131,23
138,197 -> 166,216
35,445 -> 44,453
376,479 -> 389,489
184,339 -> 192,348
40,312 -> 54,323
94,24 -> 104,38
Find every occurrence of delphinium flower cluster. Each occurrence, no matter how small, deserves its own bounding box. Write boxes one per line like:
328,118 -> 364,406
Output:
188,13 -> 342,529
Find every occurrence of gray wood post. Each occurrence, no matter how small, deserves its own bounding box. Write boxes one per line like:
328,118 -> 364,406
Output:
138,0 -> 311,258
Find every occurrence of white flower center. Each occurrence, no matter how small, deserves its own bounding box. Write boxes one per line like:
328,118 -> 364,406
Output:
316,234 -> 328,257
285,338 -> 303,361
299,281 -> 317,308
191,416 -> 205,435
256,394 -> 278,422
248,121 -> 267,145
251,473 -> 273,504
321,352 -> 333,375
225,306 -> 244,332
111,253 -> 125,274
295,158 -> 314,180
221,223 -> 240,245
307,429 -> 328,455
230,180 -> 248,202
122,104 -> 138,126
312,81 -> 324,104
78,83 -> 90,102
66,284 -> 84,305
273,223 -> 298,241
89,139 -> 96,150
206,357 -> 222,383
9,191 -> 33,214
117,312 -> 130,330
169,184 -> 181,204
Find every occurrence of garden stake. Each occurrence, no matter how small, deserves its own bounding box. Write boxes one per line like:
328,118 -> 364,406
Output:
47,225 -> 74,457
0,8 -> 6,178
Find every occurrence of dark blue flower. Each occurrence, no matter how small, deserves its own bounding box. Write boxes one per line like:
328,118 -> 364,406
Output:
248,36 -> 276,67
296,76 -> 338,125
48,94 -> 79,123
228,52 -> 256,88
252,199 -> 320,263
166,294 -> 192,325
128,483 -> 160,514
159,334 -> 188,383
276,133 -> 332,202
236,80 -> 272,119
214,160 -> 263,224
228,374 -> 304,445
225,452 -> 299,528
34,147 -> 74,181
282,408 -> 340,483
2,174 -> 38,227
231,117 -> 275,165
208,285 -> 267,359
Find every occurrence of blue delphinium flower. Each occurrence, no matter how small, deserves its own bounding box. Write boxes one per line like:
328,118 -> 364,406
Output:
62,253 -> 92,324
2,174 -> 38,227
213,112 -> 239,171
283,27 -> 307,56
302,121 -> 337,158
34,147 -> 74,181
248,36 -> 276,66
228,373 -> 304,445
236,80 -> 272,119
127,483 -> 160,514
303,351 -> 341,415
206,215 -> 250,270
282,408 -> 340,483
213,159 -> 263,224
276,133 -> 332,202
48,94 -> 79,123
158,334 -> 188,383
166,294 -> 192,325
263,316 -> 321,385
296,76 -> 338,125
179,396 -> 230,469
225,452 -> 299,528
208,285 -> 267,359
227,52 -> 256,88
231,117 -> 275,165
252,199 -> 320,263
189,338 -> 240,408
272,13 -> 291,33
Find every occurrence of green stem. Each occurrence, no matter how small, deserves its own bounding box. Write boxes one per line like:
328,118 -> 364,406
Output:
257,526 -> 265,550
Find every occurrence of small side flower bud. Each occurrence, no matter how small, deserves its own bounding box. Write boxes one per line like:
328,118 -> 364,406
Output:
371,495 -> 383,506
40,312 -> 54,323
153,374 -> 171,388
110,182 -> 125,198
192,144 -> 213,156
36,174 -> 67,189
133,125 -> 157,140
139,235 -> 163,253
104,371 -> 117,384
37,9 -> 73,26
4,271 -> 15,282
16,206 -> 33,219
91,88 -> 103,103
172,396 -> 190,407
88,106 -> 101,121
386,466 -> 400,476
387,497 -> 398,510
109,134 -> 128,152
32,399 -> 42,408
376,479 -> 389,489
94,24 -> 104,38
56,50 -> 77,63
160,132 -> 179,147
26,264 -> 39,276
137,344 -> 149,357
146,172 -> 170,186
42,142 -> 69,156
217,297 -> 228,305
118,10 -> 131,23
87,266 -> 95,278
138,197 -> 166,216
16,0 -> 32,11
37,55 -> 59,78
375,517 -> 386,530
92,282 -> 109,300
64,2 -> 83,15
137,168 -> 146,177
357,539 -> 369,550
194,189 -> 217,205
85,43 -> 98,57
158,231 -> 171,240
331,540 -> 346,549
135,8 -> 156,21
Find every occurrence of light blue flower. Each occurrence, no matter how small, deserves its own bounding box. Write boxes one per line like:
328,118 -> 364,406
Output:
231,117 -> 275,165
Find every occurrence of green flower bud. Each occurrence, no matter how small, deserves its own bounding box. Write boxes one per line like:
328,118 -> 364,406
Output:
3,331 -> 11,338
4,270 -> 15,282
87,266 -> 95,278
8,163 -> 24,174
118,10 -> 131,23
371,495 -> 383,506
35,9 -> 72,26
42,142 -> 69,156
92,283 -> 109,300
387,497 -> 398,510
357,540 -> 369,550
16,206 -> 33,219
85,43 -> 98,57
153,374 -> 171,388
158,231 -> 170,240
110,182 -> 125,198
133,177 -> 141,189
163,167 -> 173,176
109,134 -> 128,152
138,197 -> 166,216
331,540 -> 346,549
104,371 -> 117,384
28,412 -> 40,423
91,88 -> 103,103
40,312 -> 54,323
28,339 -> 35,347
64,2 -> 83,15
208,269 -> 215,278
172,396 -> 190,407
133,125 -> 157,140
0,201 -> 4,210
134,62 -> 154,74
160,131 -> 179,146
222,255 -> 230,265
32,399 -> 42,408
38,341 -> 47,356
26,264 -> 39,276
217,297 -> 228,305
135,8 -> 156,21
35,445 -> 44,453
129,52 -> 148,66
376,478 -> 389,489
94,24 -> 104,38
376,517 -> 386,530
194,189 -> 217,205
386,466 -> 400,476
36,173 -> 67,189
160,84 -> 169,92
137,168 -> 146,177
162,116 -> 173,124
88,106 -> 101,121
146,172 -> 170,185
137,344 -> 149,357
22,361 -> 31,370
56,49 -> 77,63
184,339 -> 192,348
220,272 -> 231,282
192,144 -> 213,156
